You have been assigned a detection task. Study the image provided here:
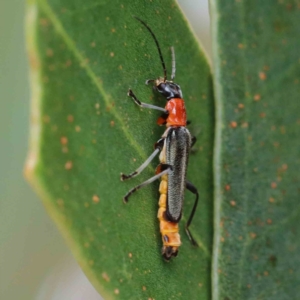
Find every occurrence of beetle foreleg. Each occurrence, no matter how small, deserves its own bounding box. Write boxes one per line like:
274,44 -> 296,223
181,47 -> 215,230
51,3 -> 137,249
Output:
185,180 -> 199,246
123,166 -> 172,203
128,89 -> 168,113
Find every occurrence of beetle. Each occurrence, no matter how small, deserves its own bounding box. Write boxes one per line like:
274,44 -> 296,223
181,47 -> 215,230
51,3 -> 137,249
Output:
121,17 -> 199,260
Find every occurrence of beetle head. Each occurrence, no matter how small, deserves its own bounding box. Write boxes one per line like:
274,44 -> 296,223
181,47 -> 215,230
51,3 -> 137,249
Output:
150,77 -> 182,100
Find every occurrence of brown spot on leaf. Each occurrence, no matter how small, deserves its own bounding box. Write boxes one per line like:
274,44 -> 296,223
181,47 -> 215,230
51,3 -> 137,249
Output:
67,115 -> 74,122
230,121 -> 237,128
102,272 -> 110,282
220,219 -> 224,228
92,195 -> 100,203
269,197 -> 275,203
114,289 -> 119,295
254,94 -> 261,101
259,72 -> 267,80
271,182 -> 277,189
260,112 -> 266,118
65,161 -> 73,170
60,136 -> 68,145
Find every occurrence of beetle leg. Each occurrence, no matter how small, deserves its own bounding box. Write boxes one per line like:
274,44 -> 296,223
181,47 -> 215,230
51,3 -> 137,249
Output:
123,166 -> 172,203
185,180 -> 199,246
120,149 -> 160,181
145,79 -> 155,85
121,138 -> 165,181
128,89 -> 168,113
191,136 -> 197,148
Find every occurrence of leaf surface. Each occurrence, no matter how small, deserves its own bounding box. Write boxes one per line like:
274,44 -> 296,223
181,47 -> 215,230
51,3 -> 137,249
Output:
26,0 -> 214,299
211,1 -> 300,299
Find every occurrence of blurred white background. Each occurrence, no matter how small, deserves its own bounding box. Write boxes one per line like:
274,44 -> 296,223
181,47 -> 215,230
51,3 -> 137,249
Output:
0,0 -> 210,299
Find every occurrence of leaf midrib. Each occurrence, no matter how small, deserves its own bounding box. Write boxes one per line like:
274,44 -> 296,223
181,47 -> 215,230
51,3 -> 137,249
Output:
38,0 -> 148,162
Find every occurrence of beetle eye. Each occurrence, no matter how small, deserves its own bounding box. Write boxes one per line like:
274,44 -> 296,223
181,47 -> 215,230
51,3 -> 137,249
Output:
157,83 -> 166,91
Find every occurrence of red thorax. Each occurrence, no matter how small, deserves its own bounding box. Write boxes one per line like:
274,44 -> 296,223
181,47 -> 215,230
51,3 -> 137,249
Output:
164,98 -> 187,127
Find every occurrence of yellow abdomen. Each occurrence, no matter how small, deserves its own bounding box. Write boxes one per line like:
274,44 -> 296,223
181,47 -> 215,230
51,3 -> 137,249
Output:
157,174 -> 181,260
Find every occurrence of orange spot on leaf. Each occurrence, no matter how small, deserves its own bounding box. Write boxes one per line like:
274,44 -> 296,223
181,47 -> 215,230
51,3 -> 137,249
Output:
259,72 -> 267,80
65,161 -> 73,170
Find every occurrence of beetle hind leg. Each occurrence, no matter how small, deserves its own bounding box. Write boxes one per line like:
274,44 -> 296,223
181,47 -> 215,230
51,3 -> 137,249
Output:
185,180 -> 199,246
122,167 -> 171,203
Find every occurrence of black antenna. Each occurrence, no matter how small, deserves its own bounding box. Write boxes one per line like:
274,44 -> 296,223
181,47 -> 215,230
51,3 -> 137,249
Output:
133,16 -> 167,81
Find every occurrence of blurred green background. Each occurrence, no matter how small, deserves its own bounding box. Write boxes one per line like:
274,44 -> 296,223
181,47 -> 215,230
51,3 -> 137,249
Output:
0,1 -> 72,299
0,0 -> 210,299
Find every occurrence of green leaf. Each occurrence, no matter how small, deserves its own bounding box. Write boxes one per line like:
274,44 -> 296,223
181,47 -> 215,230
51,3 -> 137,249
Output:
26,0 -> 214,298
211,0 -> 300,299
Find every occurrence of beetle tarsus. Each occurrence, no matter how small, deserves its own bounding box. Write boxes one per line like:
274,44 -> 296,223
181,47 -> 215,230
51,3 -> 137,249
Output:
120,172 -> 136,181
145,79 -> 155,85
